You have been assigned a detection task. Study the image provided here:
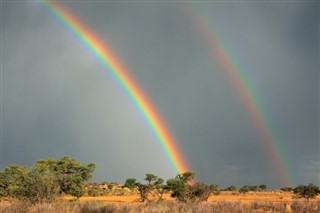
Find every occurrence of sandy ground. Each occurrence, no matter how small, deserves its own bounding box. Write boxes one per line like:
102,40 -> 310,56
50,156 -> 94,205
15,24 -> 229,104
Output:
64,191 -> 320,204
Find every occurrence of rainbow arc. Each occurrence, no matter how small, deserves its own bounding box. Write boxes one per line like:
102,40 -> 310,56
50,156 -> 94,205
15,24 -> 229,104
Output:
39,0 -> 189,175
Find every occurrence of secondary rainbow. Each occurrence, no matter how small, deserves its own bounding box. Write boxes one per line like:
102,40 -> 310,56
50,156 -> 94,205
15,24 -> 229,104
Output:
37,0 -> 189,174
183,3 -> 292,187
185,4 -> 292,187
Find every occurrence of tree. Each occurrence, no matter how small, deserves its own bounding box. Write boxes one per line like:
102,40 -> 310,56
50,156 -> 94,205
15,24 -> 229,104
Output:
239,186 -> 250,194
0,165 -> 29,200
153,178 -> 166,200
280,187 -> 293,192
176,171 -> 195,183
166,177 -> 190,202
125,174 -> 166,202
145,174 -> 158,185
189,182 -> 212,202
293,183 -> 320,199
209,184 -> 221,195
54,156 -> 96,197
249,185 -> 259,191
166,172 -> 196,202
0,156 -> 95,202
225,185 -> 237,191
259,184 -> 267,191
25,169 -> 60,204
124,178 -> 137,190
135,182 -> 150,202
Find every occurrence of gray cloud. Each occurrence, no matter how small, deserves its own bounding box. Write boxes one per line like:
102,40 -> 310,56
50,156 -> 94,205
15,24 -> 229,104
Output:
2,1 -> 319,188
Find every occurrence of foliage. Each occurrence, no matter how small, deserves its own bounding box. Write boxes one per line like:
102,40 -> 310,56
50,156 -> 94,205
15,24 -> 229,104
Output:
152,178 -> 166,200
0,156 -> 95,203
135,182 -> 150,202
166,176 -> 191,202
189,182 -> 212,202
225,185 -> 237,191
293,183 -> 320,199
124,178 -> 137,190
210,184 -> 221,195
280,187 -> 293,192
25,168 -> 60,204
0,165 -> 29,199
239,186 -> 250,194
54,156 -> 96,197
259,184 -> 267,191
145,174 -> 158,185
248,185 -> 259,191
124,174 -> 167,202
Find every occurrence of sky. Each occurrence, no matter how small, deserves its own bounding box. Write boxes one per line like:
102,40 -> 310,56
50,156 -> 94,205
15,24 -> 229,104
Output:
1,0 -> 319,189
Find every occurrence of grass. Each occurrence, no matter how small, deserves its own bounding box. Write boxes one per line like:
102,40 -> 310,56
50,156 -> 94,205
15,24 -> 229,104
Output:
1,199 -> 320,213
1,192 -> 320,213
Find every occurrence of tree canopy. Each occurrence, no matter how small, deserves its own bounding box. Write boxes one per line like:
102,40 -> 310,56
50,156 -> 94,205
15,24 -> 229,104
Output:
0,156 -> 95,203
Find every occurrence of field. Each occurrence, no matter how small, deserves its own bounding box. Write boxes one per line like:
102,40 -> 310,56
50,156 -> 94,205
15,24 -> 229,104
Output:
70,191 -> 299,203
1,191 -> 320,213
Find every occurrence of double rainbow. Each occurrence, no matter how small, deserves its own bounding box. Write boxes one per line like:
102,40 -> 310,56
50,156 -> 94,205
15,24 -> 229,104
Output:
38,0 -> 292,187
38,0 -> 189,175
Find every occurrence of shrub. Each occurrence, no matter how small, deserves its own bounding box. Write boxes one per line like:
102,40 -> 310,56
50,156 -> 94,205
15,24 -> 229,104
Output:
225,185 -> 237,191
239,186 -> 250,194
293,183 -> 320,199
189,182 -> 212,202
280,187 -> 293,192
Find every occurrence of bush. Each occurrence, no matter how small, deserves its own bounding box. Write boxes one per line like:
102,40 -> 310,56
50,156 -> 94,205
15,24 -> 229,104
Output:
293,183 -> 320,199
280,187 -> 293,192
225,185 -> 237,191
239,186 -> 250,194
189,182 -> 212,202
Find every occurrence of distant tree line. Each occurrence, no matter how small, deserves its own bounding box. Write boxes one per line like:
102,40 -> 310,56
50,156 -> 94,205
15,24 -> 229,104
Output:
1,156 -> 319,204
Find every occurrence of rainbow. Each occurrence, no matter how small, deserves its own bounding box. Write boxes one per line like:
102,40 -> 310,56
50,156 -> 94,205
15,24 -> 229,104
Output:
183,3 -> 292,187
37,0 -> 189,175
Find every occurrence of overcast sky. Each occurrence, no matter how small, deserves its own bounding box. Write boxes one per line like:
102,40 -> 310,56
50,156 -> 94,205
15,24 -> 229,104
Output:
1,0 -> 319,188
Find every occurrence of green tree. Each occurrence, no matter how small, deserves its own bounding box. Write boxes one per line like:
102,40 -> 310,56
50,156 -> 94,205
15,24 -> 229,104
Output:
259,184 -> 267,191
293,183 -> 320,199
249,185 -> 259,191
145,174 -> 158,185
130,174 -> 165,202
0,156 -> 95,202
135,182 -> 150,202
0,165 -> 29,199
25,169 -> 60,204
54,156 -> 96,197
280,187 -> 293,192
124,178 -> 137,190
176,171 -> 195,183
153,178 -> 166,200
166,172 -> 195,202
239,186 -> 250,194
166,178 -> 190,202
225,185 -> 237,191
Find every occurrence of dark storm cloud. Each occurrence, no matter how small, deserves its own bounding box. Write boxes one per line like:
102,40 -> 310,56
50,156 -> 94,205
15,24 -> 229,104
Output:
1,1 -> 319,187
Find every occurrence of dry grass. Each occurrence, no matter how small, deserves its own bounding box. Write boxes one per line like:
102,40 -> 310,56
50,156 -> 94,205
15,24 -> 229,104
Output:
1,192 -> 320,213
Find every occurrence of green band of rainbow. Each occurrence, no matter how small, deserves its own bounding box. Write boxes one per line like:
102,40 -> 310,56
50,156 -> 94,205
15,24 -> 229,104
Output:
38,0 -> 189,175
184,3 -> 292,187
